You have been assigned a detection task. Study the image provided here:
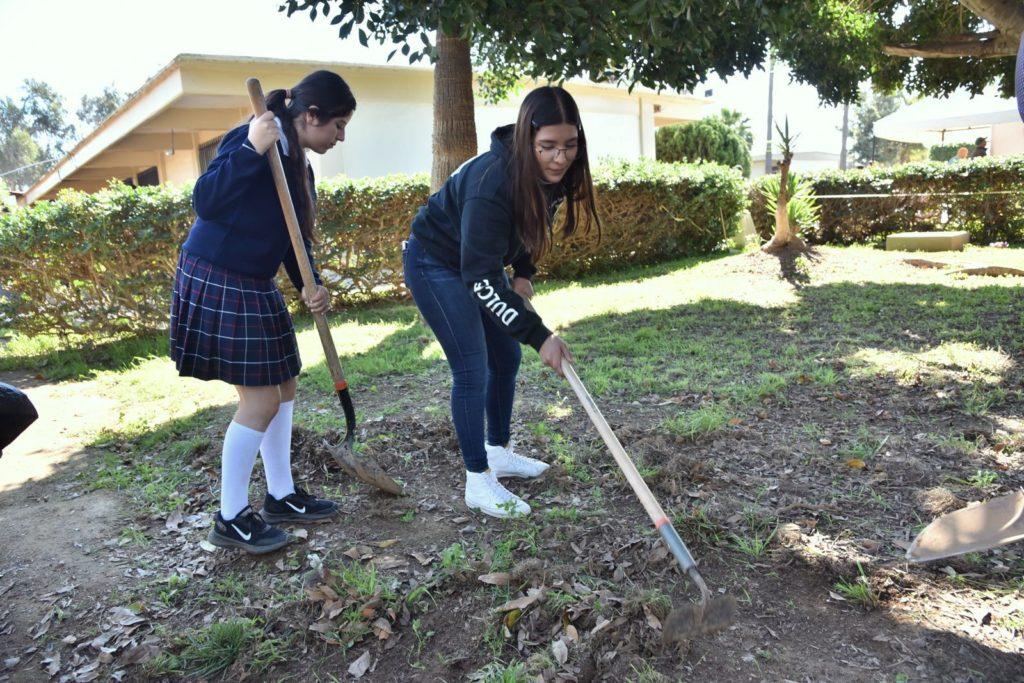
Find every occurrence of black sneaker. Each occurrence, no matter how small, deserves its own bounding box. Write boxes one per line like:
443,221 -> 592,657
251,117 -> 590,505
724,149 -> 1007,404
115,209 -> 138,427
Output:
208,506 -> 292,554
260,486 -> 339,524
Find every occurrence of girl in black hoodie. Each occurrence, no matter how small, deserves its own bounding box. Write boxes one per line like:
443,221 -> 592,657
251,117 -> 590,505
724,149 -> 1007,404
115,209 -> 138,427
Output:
403,86 -> 600,517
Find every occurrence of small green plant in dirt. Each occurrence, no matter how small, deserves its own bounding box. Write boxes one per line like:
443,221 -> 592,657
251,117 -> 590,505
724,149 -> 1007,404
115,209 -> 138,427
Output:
838,427 -> 888,463
629,661 -> 670,683
674,506 -> 726,546
544,507 -> 581,522
408,617 -> 435,668
149,618 -> 262,678
662,404 -> 729,439
119,527 -> 150,547
212,573 -> 247,603
338,561 -> 395,602
809,365 -> 840,386
157,574 -> 189,607
441,542 -> 471,572
962,383 -> 1005,416
529,421 -> 589,481
729,508 -> 777,559
834,563 -> 878,609
546,590 -> 581,613
967,469 -> 999,489
468,660 -> 531,683
400,509 -> 416,523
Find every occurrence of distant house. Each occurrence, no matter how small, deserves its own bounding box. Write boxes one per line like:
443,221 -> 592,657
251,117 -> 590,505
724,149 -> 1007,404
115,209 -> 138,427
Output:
22,54 -> 709,204
750,150 -> 842,178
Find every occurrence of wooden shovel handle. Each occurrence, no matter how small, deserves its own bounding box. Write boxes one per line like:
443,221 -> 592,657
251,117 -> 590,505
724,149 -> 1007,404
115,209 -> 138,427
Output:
562,358 -> 701,578
245,78 -> 348,392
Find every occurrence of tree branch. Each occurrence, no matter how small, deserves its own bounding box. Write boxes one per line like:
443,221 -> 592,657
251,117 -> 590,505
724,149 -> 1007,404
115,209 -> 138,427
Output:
883,30 -> 1018,58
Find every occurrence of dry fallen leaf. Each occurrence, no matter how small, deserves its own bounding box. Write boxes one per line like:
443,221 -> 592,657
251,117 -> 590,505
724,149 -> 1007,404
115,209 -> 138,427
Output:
478,573 -> 512,586
845,458 -> 866,470
371,539 -> 399,548
496,588 -> 545,612
372,617 -> 392,640
108,608 -> 145,627
348,651 -> 372,678
564,624 -> 579,642
552,638 -> 568,666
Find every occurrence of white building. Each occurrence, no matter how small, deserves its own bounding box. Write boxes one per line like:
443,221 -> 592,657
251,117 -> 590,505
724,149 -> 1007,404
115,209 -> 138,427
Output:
874,93 -> 1024,156
750,150 -> 842,178
22,54 -> 709,204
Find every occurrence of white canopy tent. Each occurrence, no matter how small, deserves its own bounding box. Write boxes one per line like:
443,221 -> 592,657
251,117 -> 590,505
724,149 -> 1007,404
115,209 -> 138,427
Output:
873,94 -> 1019,145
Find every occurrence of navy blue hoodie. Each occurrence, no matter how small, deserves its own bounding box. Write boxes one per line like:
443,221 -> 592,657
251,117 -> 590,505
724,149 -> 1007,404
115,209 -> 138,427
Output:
182,123 -> 322,291
411,125 -> 563,351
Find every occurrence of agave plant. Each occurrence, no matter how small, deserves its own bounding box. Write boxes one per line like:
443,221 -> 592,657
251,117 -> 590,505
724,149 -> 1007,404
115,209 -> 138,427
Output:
759,172 -> 821,233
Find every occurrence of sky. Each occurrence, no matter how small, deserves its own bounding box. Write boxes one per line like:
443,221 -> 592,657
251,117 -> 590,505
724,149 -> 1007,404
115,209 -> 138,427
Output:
0,0 -> 857,163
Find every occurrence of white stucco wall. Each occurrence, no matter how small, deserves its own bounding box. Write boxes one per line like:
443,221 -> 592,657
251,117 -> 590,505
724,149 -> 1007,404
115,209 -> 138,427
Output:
990,122 -> 1024,157
318,78 -> 667,180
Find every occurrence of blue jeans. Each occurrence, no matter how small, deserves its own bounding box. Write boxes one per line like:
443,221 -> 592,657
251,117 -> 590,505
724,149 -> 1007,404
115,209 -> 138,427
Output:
403,234 -> 522,472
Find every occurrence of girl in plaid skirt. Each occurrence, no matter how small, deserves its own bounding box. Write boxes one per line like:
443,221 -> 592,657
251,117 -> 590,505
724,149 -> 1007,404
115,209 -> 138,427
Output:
170,70 -> 354,553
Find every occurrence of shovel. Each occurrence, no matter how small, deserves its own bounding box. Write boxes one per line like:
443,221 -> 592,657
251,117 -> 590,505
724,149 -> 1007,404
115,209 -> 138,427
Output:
907,489 -> 1024,563
245,77 -> 403,496
561,359 -> 736,642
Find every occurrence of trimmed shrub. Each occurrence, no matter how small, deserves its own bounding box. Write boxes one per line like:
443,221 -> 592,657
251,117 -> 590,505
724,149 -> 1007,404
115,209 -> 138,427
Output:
748,156 -> 1024,246
656,119 -> 751,177
0,160 -> 747,338
929,143 -> 964,162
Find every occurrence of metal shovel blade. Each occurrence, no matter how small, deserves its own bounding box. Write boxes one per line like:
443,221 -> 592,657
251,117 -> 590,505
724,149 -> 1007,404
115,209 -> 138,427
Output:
907,489 -> 1024,563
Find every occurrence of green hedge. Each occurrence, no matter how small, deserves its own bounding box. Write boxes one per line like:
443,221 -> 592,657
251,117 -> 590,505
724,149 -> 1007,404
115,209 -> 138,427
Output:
0,159 -> 746,337
748,156 -> 1024,246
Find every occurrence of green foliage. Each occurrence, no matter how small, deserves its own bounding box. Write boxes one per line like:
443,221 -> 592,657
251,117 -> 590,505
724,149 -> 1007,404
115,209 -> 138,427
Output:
758,173 -> 821,234
748,156 -> 1024,246
281,1 -> 771,97
0,160 -> 746,337
716,108 -> 753,147
656,118 -> 751,176
77,85 -> 126,130
0,79 -> 76,189
929,143 -> 965,163
850,89 -> 926,166
150,618 -> 262,678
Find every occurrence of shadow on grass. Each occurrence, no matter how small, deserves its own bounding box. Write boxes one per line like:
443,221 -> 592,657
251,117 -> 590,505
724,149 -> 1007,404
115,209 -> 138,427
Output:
0,252 -> 733,381
2,277 -> 1023,680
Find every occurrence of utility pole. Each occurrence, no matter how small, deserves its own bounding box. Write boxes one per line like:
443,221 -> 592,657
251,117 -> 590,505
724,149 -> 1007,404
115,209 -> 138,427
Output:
840,102 -> 849,170
764,53 -> 775,175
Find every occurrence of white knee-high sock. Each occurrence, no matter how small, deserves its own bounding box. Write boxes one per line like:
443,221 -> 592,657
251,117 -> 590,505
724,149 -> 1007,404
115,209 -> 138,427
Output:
220,421 -> 265,520
260,400 -> 296,500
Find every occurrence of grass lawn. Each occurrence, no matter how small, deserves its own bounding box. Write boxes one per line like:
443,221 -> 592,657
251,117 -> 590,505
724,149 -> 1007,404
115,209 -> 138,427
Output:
1,243 -> 1022,681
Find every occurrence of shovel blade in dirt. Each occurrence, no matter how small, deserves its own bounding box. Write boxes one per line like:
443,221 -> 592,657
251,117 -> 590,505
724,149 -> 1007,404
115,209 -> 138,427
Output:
906,489 -> 1024,563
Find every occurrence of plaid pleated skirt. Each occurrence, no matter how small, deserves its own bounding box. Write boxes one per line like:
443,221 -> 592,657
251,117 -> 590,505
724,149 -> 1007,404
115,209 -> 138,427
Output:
170,250 -> 301,386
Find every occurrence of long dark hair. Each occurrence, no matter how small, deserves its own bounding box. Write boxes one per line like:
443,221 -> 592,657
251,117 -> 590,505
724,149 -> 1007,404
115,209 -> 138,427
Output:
263,70 -> 356,241
510,86 -> 601,260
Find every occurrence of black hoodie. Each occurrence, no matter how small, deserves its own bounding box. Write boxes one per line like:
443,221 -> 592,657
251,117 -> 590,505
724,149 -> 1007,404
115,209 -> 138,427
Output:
410,125 -> 564,351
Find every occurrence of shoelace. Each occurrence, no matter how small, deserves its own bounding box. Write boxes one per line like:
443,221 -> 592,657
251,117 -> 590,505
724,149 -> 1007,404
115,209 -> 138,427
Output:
235,506 -> 269,533
485,472 -> 518,503
503,443 -> 535,470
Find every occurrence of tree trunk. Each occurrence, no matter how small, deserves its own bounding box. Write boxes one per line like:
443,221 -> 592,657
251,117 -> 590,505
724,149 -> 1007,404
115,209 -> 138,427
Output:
762,149 -> 805,253
431,27 -> 477,193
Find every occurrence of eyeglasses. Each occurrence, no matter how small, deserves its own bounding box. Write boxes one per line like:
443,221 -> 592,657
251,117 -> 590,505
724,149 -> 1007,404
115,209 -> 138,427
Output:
535,145 -> 579,161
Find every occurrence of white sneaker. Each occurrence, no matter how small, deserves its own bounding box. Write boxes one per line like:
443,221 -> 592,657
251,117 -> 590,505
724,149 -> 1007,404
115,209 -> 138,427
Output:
486,441 -> 550,479
465,470 -> 531,518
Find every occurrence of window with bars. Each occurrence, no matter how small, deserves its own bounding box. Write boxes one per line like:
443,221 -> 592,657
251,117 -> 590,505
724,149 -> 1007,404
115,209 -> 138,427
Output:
198,137 -> 223,174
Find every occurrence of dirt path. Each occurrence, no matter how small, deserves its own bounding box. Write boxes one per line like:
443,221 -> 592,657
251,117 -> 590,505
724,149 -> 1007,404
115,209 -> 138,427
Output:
0,372 -> 126,680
